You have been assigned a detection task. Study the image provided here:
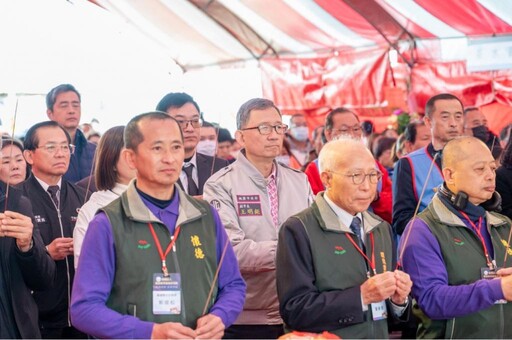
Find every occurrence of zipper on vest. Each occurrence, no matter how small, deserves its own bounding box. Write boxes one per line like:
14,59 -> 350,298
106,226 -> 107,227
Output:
171,242 -> 187,324
53,200 -> 72,328
499,304 -> 504,338
449,318 -> 455,339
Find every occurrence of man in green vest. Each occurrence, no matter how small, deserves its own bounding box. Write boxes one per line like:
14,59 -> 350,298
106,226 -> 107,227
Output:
70,112 -> 246,339
276,137 -> 412,338
400,136 -> 512,338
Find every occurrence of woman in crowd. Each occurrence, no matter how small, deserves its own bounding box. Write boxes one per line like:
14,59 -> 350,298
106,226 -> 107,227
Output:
73,126 -> 136,268
0,137 -> 28,185
496,138 -> 512,220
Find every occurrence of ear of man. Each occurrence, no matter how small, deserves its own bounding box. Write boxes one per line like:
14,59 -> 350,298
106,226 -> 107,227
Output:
23,150 -> 34,166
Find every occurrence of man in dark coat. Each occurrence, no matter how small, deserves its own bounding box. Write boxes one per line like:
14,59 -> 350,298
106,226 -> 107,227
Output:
19,121 -> 88,338
156,92 -> 229,196
46,84 -> 96,183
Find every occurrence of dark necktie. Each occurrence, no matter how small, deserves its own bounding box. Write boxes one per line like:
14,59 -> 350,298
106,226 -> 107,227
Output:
47,185 -> 60,207
183,164 -> 199,196
349,216 -> 364,250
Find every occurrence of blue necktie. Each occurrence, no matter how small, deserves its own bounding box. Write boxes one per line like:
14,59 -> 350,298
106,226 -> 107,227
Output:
349,216 -> 364,250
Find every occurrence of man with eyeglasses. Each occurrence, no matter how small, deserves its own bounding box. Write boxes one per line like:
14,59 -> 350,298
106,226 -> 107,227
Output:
203,98 -> 313,339
276,137 -> 411,338
18,121 -> 89,339
156,92 -> 229,197
46,84 -> 96,184
304,107 -> 393,223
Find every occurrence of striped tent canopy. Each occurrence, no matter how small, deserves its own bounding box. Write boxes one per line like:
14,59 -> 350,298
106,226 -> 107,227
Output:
90,0 -> 512,131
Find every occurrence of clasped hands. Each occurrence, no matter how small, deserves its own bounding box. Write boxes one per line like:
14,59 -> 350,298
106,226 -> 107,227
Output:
361,270 -> 412,305
151,314 -> 224,339
0,211 -> 33,252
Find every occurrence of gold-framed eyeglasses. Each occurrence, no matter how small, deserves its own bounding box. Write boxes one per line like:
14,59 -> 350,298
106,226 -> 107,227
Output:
241,124 -> 288,135
331,125 -> 362,135
176,119 -> 202,129
329,170 -> 382,185
37,143 -> 76,155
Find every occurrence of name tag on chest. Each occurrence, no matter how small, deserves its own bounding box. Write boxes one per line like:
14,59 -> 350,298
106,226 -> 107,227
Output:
237,195 -> 262,216
153,273 -> 181,315
371,301 -> 388,320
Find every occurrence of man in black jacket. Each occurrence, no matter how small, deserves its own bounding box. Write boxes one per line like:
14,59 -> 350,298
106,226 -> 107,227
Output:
18,121 -> 88,339
46,84 -> 96,183
0,180 -> 56,338
156,92 -> 229,196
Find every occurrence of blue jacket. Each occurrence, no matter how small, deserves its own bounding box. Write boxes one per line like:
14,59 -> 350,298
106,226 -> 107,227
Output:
392,144 -> 443,235
64,129 -> 96,183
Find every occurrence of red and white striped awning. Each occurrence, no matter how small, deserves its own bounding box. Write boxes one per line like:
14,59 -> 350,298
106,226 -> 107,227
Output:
90,0 -> 512,70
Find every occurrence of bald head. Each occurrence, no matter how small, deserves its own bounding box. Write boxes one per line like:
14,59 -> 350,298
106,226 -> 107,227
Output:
442,136 -> 497,205
319,137 -> 373,173
442,136 -> 490,170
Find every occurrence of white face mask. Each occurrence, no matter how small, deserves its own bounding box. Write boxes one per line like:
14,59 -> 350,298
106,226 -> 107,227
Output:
290,126 -> 309,142
197,140 -> 217,157
276,155 -> 290,166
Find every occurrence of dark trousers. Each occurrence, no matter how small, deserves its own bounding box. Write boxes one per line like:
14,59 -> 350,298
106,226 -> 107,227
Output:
41,326 -> 87,339
223,324 -> 284,339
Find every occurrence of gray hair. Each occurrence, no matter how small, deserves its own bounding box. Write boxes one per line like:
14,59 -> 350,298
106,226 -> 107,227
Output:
236,98 -> 281,130
319,136 -> 371,173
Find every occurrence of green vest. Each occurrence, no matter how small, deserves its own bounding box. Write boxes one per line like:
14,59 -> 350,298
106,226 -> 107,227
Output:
415,197 -> 512,339
102,184 -> 218,328
293,198 -> 394,338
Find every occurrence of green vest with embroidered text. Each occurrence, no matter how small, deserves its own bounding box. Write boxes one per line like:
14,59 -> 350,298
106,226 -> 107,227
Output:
294,203 -> 394,338
102,193 -> 218,328
415,206 -> 512,339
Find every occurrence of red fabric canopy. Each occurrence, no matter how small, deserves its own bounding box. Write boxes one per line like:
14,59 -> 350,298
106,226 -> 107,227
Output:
90,0 -> 512,131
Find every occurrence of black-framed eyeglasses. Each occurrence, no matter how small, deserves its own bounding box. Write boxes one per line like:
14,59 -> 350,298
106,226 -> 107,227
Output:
329,170 -> 382,185
36,143 -> 76,155
176,119 -> 202,129
241,124 -> 288,135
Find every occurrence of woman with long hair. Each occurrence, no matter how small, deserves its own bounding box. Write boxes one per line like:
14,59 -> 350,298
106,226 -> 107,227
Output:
73,126 -> 136,268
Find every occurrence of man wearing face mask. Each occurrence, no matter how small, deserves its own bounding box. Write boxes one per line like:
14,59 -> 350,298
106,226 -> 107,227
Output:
286,114 -> 313,170
198,121 -> 219,157
464,107 -> 503,160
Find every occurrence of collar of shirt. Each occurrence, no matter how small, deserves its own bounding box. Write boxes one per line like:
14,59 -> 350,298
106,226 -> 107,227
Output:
180,152 -> 198,187
34,175 -> 62,192
323,192 -> 363,235
138,186 -> 180,234
265,163 -> 277,185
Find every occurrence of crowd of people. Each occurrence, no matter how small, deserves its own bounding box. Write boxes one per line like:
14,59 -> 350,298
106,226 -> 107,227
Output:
1,83 -> 512,339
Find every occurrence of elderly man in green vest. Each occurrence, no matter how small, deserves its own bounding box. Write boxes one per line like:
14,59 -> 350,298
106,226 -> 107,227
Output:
70,112 -> 246,339
400,136 -> 512,338
276,137 -> 412,338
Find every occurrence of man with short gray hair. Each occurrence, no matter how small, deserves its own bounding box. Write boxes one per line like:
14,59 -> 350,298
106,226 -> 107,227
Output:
204,98 -> 313,339
277,137 -> 411,338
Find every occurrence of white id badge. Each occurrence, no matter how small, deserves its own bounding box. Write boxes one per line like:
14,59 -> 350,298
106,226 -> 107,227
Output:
371,301 -> 388,320
152,273 -> 181,315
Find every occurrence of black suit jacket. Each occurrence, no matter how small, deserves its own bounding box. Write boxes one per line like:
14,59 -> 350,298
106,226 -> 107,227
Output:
179,152 -> 230,195
17,175 -> 88,328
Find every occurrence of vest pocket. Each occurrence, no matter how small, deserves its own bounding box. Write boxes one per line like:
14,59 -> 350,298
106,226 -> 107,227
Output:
128,303 -> 137,317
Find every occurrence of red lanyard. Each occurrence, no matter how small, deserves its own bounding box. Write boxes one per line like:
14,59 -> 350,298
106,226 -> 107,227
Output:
459,212 -> 493,268
346,232 -> 376,276
148,223 -> 181,276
